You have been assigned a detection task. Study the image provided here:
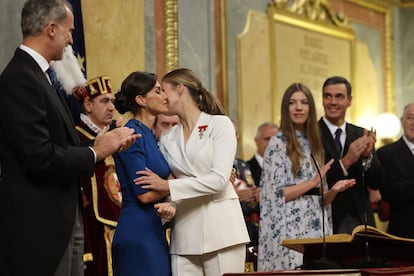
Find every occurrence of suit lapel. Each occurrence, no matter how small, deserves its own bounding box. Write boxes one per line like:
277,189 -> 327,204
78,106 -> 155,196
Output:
162,124 -> 201,177
343,124 -> 361,154
42,69 -> 79,145
162,112 -> 211,177
185,112 -> 210,156
319,119 -> 341,158
16,49 -> 79,145
20,49 -> 79,146
247,157 -> 261,186
396,138 -> 414,164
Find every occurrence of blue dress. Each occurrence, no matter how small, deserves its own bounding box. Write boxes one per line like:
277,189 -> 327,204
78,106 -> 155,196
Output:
112,119 -> 171,276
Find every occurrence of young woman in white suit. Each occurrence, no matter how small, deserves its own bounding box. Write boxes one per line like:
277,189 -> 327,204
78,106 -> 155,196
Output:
135,68 -> 250,276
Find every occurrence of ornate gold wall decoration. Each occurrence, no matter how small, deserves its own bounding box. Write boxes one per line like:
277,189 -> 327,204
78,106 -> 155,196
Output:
267,1 -> 356,123
164,0 -> 178,72
269,0 -> 349,27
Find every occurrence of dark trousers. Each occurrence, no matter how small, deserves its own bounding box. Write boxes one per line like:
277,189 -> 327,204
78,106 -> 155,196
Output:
335,214 -> 361,234
54,206 -> 84,276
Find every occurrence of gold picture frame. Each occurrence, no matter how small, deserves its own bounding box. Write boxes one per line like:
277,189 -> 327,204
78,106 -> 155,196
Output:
267,0 -> 356,124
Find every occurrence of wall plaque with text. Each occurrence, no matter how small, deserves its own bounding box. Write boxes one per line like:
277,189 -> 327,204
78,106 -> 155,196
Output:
268,5 -> 355,122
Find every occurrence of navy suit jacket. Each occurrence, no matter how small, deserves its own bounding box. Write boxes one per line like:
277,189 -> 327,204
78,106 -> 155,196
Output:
319,118 -> 383,233
0,48 -> 96,275
377,137 -> 414,238
247,156 -> 262,187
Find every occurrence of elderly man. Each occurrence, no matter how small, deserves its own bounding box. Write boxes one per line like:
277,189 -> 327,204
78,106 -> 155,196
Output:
377,103 -> 414,238
247,122 -> 279,186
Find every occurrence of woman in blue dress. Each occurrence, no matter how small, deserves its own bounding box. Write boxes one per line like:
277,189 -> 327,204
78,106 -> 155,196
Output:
112,71 -> 174,276
258,83 -> 356,271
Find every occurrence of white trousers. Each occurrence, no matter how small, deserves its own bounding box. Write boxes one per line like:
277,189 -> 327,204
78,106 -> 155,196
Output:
171,243 -> 246,276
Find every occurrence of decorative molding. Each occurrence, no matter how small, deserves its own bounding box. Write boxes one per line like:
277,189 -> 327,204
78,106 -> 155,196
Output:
391,0 -> 414,8
268,0 -> 395,114
267,0 -> 356,123
269,0 -> 350,27
164,0 -> 178,72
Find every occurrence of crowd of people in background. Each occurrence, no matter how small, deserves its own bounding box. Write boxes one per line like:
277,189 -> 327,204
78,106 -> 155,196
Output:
1,0 -> 414,276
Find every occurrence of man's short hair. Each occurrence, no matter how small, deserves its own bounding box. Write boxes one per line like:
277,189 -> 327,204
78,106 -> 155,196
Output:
322,76 -> 352,97
21,0 -> 72,37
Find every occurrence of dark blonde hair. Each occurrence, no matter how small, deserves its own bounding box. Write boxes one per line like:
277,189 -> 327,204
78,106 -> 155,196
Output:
162,68 -> 226,115
280,83 -> 324,176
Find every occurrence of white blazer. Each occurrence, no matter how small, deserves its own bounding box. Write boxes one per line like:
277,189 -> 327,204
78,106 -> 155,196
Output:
159,112 -> 250,254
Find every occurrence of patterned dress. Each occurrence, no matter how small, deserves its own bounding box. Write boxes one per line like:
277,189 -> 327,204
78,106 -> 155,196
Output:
258,131 -> 332,271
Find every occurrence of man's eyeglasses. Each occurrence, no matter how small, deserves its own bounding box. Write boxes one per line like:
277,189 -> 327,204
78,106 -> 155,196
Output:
405,115 -> 414,121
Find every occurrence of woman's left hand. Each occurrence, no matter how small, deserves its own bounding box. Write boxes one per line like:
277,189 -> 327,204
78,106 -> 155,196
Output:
135,168 -> 170,192
331,179 -> 356,193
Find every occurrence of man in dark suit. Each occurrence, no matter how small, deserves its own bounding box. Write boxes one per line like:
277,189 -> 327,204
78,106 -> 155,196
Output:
377,103 -> 414,238
235,122 -> 277,270
0,1 -> 138,275
319,76 -> 383,234
246,122 -> 279,186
